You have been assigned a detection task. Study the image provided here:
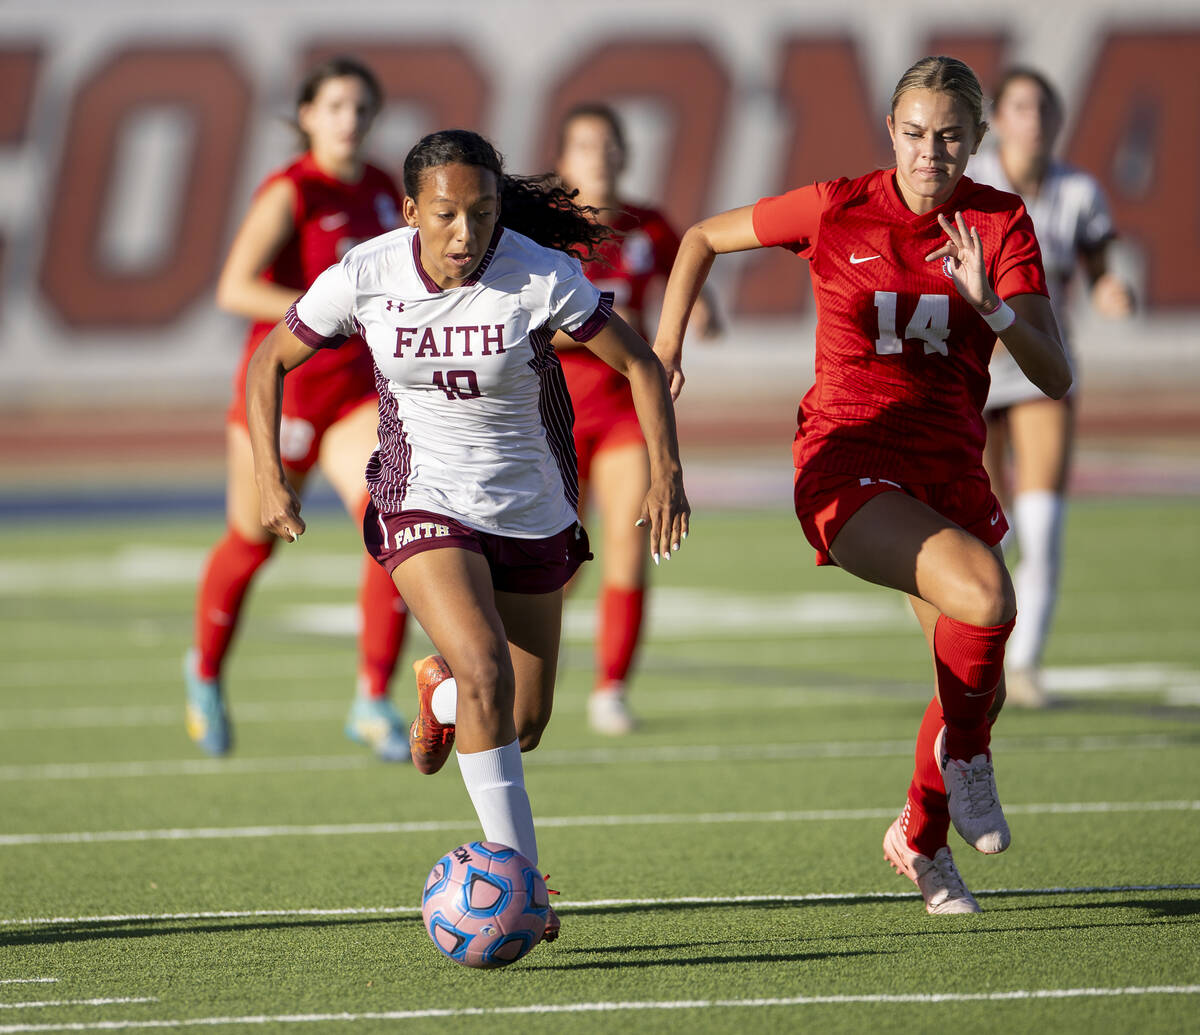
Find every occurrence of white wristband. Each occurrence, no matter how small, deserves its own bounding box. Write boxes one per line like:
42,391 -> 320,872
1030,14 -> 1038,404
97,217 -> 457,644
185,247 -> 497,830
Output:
980,299 -> 1016,333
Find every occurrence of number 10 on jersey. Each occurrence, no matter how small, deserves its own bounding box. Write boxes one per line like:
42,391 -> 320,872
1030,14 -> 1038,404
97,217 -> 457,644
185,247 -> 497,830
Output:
432,369 -> 481,400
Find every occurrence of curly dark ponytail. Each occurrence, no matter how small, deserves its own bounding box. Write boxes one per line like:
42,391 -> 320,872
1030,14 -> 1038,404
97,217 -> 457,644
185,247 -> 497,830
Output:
403,129 -> 611,260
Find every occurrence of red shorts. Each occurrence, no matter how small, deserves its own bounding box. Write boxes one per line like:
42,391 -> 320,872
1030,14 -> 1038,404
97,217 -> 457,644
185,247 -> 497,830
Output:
559,350 -> 644,481
793,466 -> 1008,567
363,504 -> 593,594
227,326 -> 378,474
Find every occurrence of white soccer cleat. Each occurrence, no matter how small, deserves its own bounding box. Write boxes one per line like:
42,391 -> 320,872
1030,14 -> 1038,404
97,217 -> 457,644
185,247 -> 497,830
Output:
883,818 -> 981,914
935,728 -> 1011,854
587,684 -> 635,736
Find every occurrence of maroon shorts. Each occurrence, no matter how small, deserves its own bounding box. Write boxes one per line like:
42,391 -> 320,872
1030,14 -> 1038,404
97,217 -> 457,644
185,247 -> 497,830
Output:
793,466 -> 1008,567
363,504 -> 592,594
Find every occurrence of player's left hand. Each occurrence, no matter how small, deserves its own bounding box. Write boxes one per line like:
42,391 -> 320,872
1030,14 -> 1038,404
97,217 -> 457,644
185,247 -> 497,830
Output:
692,296 -> 724,341
636,473 -> 690,565
1091,272 -> 1134,319
925,211 -> 995,311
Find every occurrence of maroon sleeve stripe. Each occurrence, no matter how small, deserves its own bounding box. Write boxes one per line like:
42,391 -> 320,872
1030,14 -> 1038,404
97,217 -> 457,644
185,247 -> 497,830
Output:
285,302 -> 346,350
564,290 -> 614,343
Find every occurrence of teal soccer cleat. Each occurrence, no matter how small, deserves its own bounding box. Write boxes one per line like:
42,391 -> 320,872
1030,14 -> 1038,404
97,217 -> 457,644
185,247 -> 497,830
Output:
183,649 -> 232,756
345,696 -> 411,763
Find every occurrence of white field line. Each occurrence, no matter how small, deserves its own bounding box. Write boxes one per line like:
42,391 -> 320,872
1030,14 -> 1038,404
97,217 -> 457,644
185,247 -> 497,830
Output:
0,682 -> 892,719
0,686 -> 878,724
0,757 -> 371,782
0,988 -> 1197,1032
4,884 -> 1199,929
0,702 -> 346,729
5,655 -> 1198,700
0,999 -> 155,1011
0,982 -> 55,986
1,800 -> 1196,848
0,732 -> 1187,783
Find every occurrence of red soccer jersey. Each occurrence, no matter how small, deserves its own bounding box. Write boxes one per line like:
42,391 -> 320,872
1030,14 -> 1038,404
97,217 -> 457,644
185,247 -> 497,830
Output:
582,203 -> 681,337
558,203 -> 681,427
230,153 -> 402,421
753,169 -> 1047,483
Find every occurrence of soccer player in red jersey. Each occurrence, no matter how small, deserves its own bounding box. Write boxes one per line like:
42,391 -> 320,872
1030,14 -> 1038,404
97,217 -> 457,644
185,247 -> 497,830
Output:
185,58 -> 411,761
654,56 -> 1071,913
553,104 -> 719,734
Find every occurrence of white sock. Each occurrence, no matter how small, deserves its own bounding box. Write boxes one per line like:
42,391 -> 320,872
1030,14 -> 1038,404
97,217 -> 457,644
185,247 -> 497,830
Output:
455,739 -> 538,866
1008,490 -> 1065,671
431,678 -> 457,725
999,525 -> 1016,555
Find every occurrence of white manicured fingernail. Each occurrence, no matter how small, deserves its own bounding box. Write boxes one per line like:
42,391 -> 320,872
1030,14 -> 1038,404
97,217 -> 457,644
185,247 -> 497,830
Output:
671,542 -> 679,552
663,551 -> 671,561
635,518 -> 646,527
652,553 -> 660,566
681,531 -> 688,540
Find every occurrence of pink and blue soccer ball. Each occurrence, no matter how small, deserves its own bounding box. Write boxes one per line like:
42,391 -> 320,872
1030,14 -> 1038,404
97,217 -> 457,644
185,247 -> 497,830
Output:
422,841 -> 549,968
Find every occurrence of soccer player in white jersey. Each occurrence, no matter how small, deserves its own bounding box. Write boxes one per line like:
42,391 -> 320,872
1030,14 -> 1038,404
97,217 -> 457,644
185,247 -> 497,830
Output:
972,68 -> 1133,706
244,129 -> 689,945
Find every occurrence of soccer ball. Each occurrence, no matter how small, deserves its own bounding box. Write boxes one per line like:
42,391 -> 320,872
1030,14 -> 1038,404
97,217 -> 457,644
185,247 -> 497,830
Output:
421,841 -> 549,968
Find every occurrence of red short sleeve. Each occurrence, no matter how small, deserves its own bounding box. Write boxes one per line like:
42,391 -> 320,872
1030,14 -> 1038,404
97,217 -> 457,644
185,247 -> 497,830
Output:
752,183 -> 831,257
252,163 -> 302,224
994,207 -> 1049,300
648,212 -> 682,277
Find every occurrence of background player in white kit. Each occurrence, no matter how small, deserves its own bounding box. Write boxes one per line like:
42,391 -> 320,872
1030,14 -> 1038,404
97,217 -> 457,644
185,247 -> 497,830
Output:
244,129 -> 689,944
972,67 -> 1134,707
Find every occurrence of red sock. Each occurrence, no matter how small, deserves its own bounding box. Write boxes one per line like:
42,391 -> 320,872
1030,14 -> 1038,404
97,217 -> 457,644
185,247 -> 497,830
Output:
903,696 -> 950,857
356,495 -> 407,700
597,585 -> 645,690
934,614 -> 1015,761
194,528 -> 274,679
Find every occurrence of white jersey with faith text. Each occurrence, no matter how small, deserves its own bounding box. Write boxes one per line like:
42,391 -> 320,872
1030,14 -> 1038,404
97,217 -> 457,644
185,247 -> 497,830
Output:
288,225 -> 613,537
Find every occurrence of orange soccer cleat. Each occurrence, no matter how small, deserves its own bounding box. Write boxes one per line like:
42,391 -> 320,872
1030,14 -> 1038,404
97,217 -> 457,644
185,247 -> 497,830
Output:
409,654 -> 456,775
540,876 -> 561,943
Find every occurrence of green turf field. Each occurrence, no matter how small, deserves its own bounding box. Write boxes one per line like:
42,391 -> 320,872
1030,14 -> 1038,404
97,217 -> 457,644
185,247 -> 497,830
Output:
1,498 -> 1198,1033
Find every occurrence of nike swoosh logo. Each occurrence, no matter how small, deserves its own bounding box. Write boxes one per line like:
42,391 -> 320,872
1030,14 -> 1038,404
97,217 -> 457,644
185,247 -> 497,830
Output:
990,512 -> 1001,525
319,212 -> 350,231
849,253 -> 882,264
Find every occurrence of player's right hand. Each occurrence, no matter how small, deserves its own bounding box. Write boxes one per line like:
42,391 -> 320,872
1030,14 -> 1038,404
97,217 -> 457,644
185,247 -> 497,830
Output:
260,481 -> 306,543
654,349 -> 686,400
637,472 -> 690,565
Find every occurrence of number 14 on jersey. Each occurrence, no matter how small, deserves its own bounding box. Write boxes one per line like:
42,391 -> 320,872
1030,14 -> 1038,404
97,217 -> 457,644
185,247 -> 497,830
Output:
874,291 -> 950,356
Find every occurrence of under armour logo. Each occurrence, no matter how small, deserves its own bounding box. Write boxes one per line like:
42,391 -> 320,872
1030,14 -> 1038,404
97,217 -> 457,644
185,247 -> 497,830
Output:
386,299 -> 405,312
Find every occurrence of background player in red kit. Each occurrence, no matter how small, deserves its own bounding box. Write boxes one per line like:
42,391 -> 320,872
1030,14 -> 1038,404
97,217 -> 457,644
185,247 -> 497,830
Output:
654,56 -> 1071,913
185,57 -> 410,760
553,103 -> 719,735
